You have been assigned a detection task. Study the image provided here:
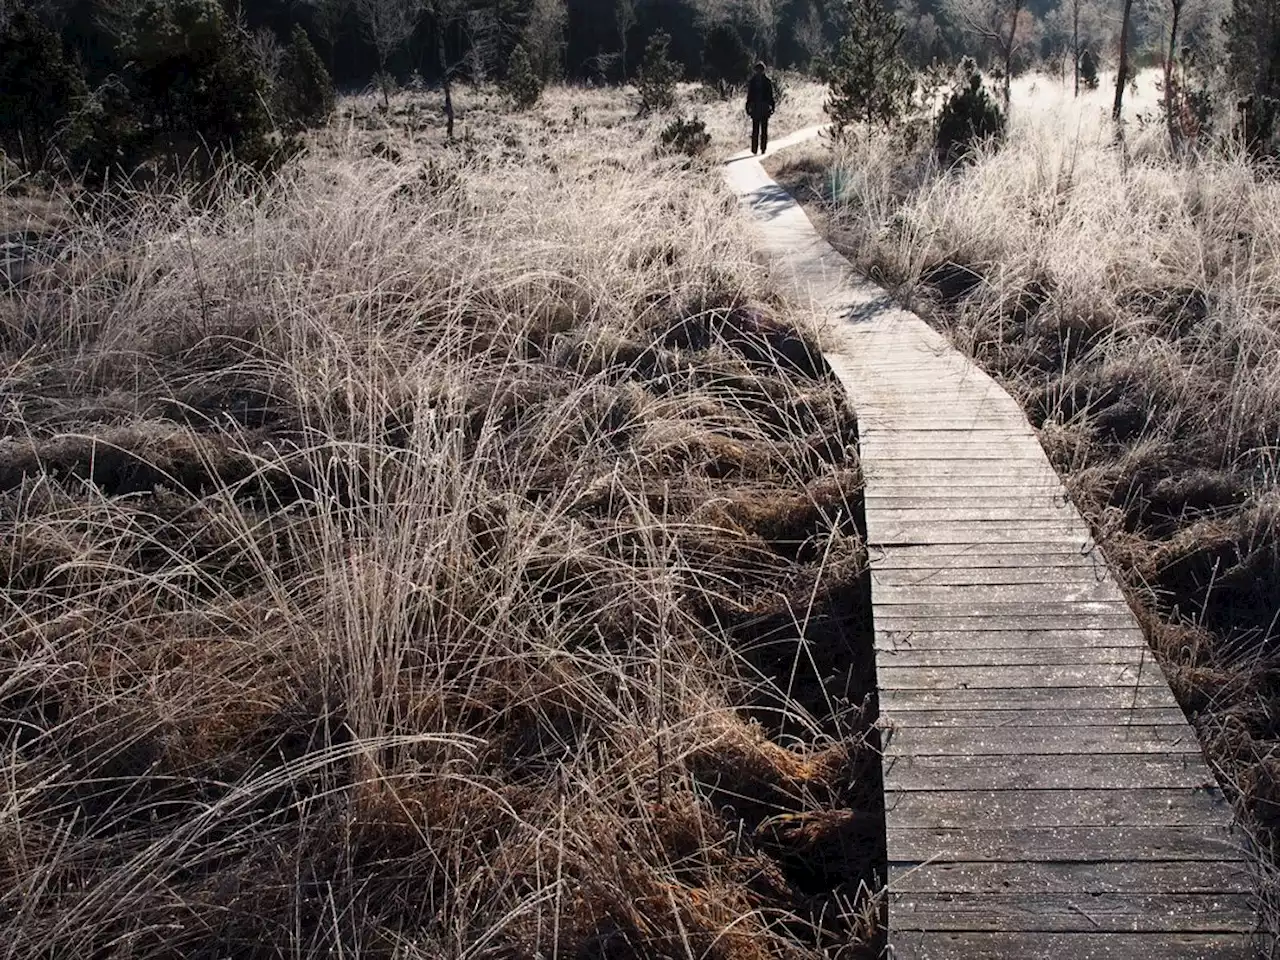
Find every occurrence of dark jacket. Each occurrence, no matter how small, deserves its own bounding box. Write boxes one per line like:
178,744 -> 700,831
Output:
746,73 -> 775,120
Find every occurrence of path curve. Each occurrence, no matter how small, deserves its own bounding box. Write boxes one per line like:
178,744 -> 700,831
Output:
725,131 -> 1261,959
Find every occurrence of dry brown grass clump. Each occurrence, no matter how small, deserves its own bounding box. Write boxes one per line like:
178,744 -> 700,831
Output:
771,68 -> 1280,933
0,85 -> 883,958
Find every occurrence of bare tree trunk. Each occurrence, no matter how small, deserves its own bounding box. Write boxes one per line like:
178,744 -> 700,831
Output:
998,40 -> 1008,104
1000,0 -> 1025,107
615,0 -> 634,78
1072,0 -> 1080,96
1164,0 -> 1183,150
1113,0 -> 1133,120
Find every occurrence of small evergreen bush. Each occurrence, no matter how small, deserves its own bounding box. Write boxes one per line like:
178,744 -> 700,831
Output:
502,44 -> 542,110
70,79 -> 145,181
637,30 -> 680,114
1237,94 -> 1280,157
935,59 -> 1006,165
659,115 -> 712,156
1079,48 -> 1099,90
278,25 -> 335,131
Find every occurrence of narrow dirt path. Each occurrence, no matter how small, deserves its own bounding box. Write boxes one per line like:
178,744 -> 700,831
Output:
725,132 -> 1261,959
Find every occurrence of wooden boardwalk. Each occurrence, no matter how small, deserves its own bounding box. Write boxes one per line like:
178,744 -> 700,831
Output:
725,131 -> 1260,958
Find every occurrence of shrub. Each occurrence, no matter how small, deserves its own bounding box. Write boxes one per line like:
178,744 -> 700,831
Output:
277,25 -> 335,131
935,59 -> 1006,165
637,30 -> 680,114
70,78 -> 146,181
702,23 -> 750,96
773,70 -> 790,112
0,7 -> 87,171
1237,94 -> 1280,157
1158,46 -> 1216,152
1080,48 -> 1099,90
502,43 -> 542,110
123,0 -> 275,171
1223,0 -> 1274,146
824,0 -> 915,135
659,115 -> 712,156
1227,0 -> 1280,156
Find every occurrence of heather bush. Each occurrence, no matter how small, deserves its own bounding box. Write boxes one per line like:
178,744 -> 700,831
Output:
659,115 -> 712,156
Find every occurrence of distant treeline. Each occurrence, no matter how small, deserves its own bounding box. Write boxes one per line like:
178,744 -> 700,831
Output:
15,0 -> 1256,93
4,0 -> 1278,177
22,0 -> 1148,91
26,0 -> 846,90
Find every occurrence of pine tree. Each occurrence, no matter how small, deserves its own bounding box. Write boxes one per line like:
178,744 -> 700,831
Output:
502,43 -> 542,109
278,25 -> 336,130
1226,0 -> 1280,153
126,0 -> 272,162
935,58 -> 1006,164
824,0 -> 914,135
0,7 -> 88,171
1079,48 -> 1099,90
637,29 -> 679,114
702,23 -> 749,94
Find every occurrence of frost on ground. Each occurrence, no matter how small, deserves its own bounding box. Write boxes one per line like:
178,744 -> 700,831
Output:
0,83 -> 886,958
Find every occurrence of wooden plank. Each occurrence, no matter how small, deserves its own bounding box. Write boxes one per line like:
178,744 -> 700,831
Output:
883,724 -> 1203,756
873,601 -> 1135,618
871,589 -> 1131,609
873,543 -> 1105,560
868,507 -> 1080,522
872,568 -> 1115,586
874,614 -> 1139,630
854,385 -> 1017,397
865,449 -> 1053,461
877,628 -> 1147,647
875,646 -> 1147,666
863,474 -> 1059,486
887,825 -> 1245,862
863,440 -> 1048,452
884,755 -> 1217,791
889,860 -> 1253,895
882,708 -> 1190,728
884,788 -> 1232,828
865,498 -> 1071,511
880,685 -> 1181,712
863,457 -> 1059,469
864,466 -> 1062,479
871,547 -> 1096,564
892,892 -> 1255,933
862,427 -> 1039,436
871,526 -> 1093,546
878,663 -> 1161,691
863,430 -> 1041,439
885,931 -> 1258,959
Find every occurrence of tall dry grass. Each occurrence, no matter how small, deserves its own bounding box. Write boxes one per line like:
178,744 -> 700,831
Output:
772,68 -> 1280,936
0,85 -> 883,958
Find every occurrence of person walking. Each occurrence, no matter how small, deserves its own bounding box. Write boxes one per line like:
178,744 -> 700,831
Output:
745,61 -> 775,155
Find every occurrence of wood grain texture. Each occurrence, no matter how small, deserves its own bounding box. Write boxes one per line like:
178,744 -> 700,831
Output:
726,136 -> 1257,958
886,931 -> 1260,959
